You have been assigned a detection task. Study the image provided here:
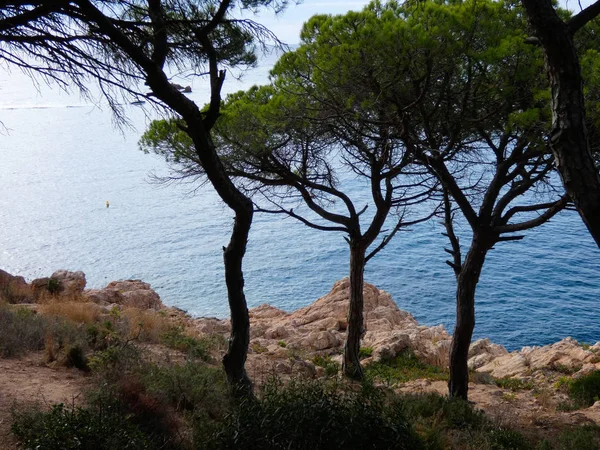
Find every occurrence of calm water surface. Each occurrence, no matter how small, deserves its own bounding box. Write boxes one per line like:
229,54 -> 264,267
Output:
1,57 -> 598,351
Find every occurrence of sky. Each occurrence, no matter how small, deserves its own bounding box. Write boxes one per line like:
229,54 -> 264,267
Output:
237,0 -> 373,45
245,0 -> 598,45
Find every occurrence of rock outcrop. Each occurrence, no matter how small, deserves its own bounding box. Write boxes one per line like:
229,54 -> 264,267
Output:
476,337 -> 600,379
0,269 -> 163,310
2,268 -> 599,384
0,269 -> 31,303
85,280 -> 163,310
197,278 -> 460,367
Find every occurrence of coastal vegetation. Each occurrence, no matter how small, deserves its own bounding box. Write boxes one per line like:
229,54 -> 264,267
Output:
141,0 -> 600,399
2,0 -> 600,447
2,293 -> 600,449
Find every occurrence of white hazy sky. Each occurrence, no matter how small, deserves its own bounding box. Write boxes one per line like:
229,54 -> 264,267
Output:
238,0 -> 372,44
245,0 -> 598,45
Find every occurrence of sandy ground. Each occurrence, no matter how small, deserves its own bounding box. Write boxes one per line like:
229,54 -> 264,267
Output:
0,353 -> 90,450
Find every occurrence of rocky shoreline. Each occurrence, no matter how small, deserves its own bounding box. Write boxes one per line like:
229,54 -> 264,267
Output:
2,268 -> 599,384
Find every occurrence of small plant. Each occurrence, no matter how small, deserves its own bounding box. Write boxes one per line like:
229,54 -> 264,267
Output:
551,362 -> 580,375
501,391 -> 517,402
160,326 -> 221,360
359,347 -> 373,359
65,345 -> 89,371
11,400 -> 160,449
495,377 -> 534,391
555,425 -> 600,450
251,342 -> 268,354
554,375 -> 574,390
311,355 -> 340,377
46,278 -> 62,295
567,370 -> 600,408
366,349 -> 448,385
277,340 -> 287,348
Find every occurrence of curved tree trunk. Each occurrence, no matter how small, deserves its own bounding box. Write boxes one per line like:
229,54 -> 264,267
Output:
72,0 -> 256,395
522,0 -> 600,248
448,232 -> 491,400
343,241 -> 366,380
222,201 -> 254,396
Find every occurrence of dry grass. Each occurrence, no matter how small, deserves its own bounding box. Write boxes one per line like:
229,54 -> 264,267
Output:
122,309 -> 170,343
40,301 -> 102,324
34,291 -> 88,305
0,283 -> 33,304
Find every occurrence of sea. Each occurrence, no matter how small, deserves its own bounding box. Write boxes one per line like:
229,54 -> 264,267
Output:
1,51 -> 598,352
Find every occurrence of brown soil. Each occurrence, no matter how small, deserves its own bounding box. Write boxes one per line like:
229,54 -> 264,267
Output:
0,353 -> 90,450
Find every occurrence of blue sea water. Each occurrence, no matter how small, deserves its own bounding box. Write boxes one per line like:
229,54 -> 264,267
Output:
0,55 -> 598,351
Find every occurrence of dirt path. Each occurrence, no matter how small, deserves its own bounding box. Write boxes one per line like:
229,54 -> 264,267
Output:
0,353 -> 90,449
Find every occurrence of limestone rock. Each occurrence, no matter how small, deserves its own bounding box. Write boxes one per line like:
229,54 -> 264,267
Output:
477,353 -> 530,378
476,338 -> 598,378
51,270 -> 86,296
85,280 -> 163,310
468,338 -> 509,369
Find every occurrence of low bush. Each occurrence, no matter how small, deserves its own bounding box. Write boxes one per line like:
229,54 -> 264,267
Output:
567,371 -> 600,408
495,377 -> 535,391
365,349 -> 448,384
160,326 -> 225,361
141,361 -> 229,416
553,425 -> 600,450
11,401 -> 160,450
311,355 -> 340,377
203,379 -> 424,450
0,306 -> 48,357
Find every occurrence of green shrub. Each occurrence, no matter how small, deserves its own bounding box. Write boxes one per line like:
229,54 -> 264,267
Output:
398,393 -> 487,431
311,355 -> 340,377
495,377 -> 534,391
555,425 -> 600,450
567,371 -> 600,408
396,393 -> 533,449
160,326 -> 223,360
366,349 -> 448,384
202,379 -> 424,450
65,345 -> 89,371
141,361 -> 229,416
0,306 -> 47,357
359,347 -> 373,359
11,401 -> 159,450
47,277 -> 62,295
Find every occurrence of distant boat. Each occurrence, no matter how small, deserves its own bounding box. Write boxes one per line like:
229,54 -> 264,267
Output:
130,100 -> 145,105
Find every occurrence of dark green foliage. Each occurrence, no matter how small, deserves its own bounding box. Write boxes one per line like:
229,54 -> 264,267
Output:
46,277 -> 62,295
399,393 -> 487,431
311,354 -> 340,377
65,345 -> 89,371
554,425 -> 600,450
141,361 -> 229,415
397,393 -> 534,449
11,401 -> 157,450
359,347 -> 373,359
366,350 -> 448,384
203,379 -> 424,450
567,371 -> 600,408
160,326 -> 223,361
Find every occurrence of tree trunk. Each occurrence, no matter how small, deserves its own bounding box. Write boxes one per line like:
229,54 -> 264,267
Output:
448,232 -> 491,400
343,241 -> 366,380
522,0 -> 600,248
222,201 -> 254,396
